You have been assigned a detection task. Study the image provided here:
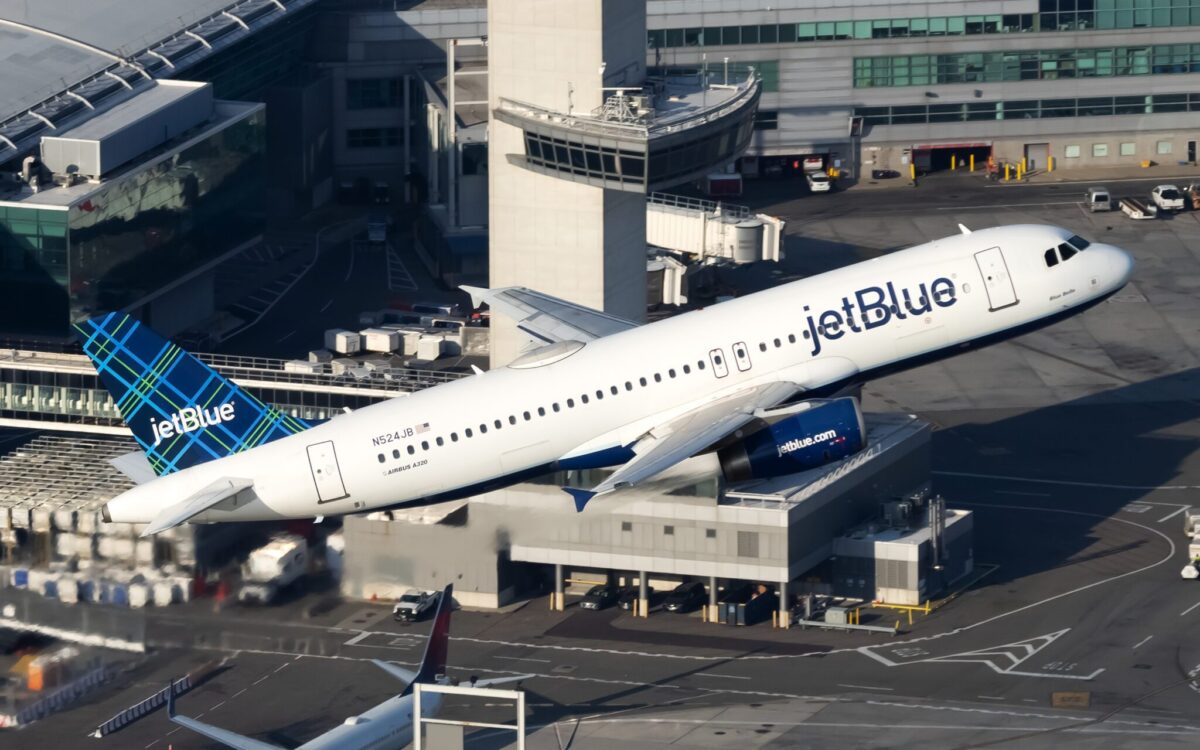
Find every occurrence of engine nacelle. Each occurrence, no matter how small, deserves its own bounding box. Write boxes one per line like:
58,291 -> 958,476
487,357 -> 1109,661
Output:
717,397 -> 866,483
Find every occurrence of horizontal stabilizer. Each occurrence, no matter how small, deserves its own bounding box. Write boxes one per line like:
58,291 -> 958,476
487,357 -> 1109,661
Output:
371,659 -> 418,687
141,478 -> 252,537
109,451 -> 157,485
168,683 -> 284,750
467,674 -> 535,689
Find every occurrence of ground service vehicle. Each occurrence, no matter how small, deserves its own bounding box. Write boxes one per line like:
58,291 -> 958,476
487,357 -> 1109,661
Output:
393,589 -> 440,621
237,535 -> 307,605
1151,184 -> 1184,212
1084,186 -> 1112,212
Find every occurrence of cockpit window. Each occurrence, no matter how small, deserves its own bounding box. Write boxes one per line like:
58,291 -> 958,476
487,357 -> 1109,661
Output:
1044,248 -> 1059,267
1058,243 -> 1077,261
1067,234 -> 1090,251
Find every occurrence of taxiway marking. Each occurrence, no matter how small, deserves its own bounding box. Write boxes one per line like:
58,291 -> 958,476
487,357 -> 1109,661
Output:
1181,601 -> 1200,617
695,673 -> 750,680
495,655 -> 551,663
320,298 -> 334,312
1133,635 -> 1154,650
838,683 -> 893,692
1158,506 -> 1191,523
937,201 -> 1080,210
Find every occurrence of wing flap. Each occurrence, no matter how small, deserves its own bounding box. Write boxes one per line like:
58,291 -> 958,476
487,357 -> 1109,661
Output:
569,381 -> 801,507
461,285 -> 638,343
141,478 -> 252,537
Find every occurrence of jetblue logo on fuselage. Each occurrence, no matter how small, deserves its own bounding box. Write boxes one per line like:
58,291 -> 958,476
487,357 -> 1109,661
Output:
151,403 -> 235,446
803,277 -> 957,356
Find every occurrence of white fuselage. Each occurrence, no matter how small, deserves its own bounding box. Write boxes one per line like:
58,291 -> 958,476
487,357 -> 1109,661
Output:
298,692 -> 442,750
106,224 -> 1133,524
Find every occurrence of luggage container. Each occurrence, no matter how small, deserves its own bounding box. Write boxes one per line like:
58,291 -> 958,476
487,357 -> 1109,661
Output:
128,582 -> 150,609
416,335 -> 444,361
284,360 -> 324,374
361,328 -> 401,353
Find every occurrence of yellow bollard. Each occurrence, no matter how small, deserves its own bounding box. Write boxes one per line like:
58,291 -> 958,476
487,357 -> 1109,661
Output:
970,153 -> 975,172
951,154 -> 957,171
1004,163 -> 1010,181
1021,157 -> 1027,172
1048,156 -> 1054,172
909,162 -> 916,181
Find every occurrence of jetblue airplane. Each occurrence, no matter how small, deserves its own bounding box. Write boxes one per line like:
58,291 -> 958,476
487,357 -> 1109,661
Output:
77,224 -> 1133,534
167,584 -> 527,750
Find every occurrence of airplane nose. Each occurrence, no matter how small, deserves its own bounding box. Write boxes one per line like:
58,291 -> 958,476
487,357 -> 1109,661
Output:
1106,244 -> 1135,287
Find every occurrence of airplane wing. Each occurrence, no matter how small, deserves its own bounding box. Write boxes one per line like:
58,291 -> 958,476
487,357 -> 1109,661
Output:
460,285 -> 638,344
141,478 -> 253,537
468,674 -> 535,688
168,687 -> 285,750
564,381 -> 800,511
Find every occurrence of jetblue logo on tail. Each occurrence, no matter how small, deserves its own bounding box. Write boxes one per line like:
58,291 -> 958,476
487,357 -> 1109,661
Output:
151,404 -> 236,446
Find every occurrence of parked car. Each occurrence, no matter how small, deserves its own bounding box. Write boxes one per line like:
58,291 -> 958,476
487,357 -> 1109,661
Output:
393,589 -> 440,621
579,584 -> 619,610
1151,184 -> 1185,212
806,172 -> 832,193
616,585 -> 654,611
663,581 -> 707,613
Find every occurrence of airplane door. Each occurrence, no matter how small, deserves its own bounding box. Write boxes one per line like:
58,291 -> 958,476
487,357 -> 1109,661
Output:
306,441 -> 349,503
731,341 -> 752,372
973,246 -> 1019,311
708,348 -> 730,378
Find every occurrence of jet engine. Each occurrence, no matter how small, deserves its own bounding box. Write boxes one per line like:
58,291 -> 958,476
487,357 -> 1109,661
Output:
717,397 -> 866,483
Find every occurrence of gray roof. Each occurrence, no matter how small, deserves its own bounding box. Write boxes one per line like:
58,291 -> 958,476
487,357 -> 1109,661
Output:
0,21 -> 115,122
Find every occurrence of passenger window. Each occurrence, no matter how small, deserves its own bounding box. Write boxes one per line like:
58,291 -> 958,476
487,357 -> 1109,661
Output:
759,342 -> 767,352
393,449 -> 400,459
1058,243 -> 1076,261
596,390 -> 604,400
788,334 -> 796,344
803,329 -> 811,339
494,419 -> 502,429
451,432 -> 458,442
435,437 -> 444,447
407,445 -> 415,455
523,411 -> 531,421
552,403 -> 560,412
480,424 -> 487,433
625,381 -> 633,391
682,364 -> 690,374
377,454 -> 385,463
774,338 -> 781,348
639,377 -> 647,387
610,385 -> 618,395
654,373 -> 662,383
537,406 -> 545,416
466,428 -> 473,438
1044,248 -> 1058,267
421,441 -> 429,451
509,415 -> 517,425
670,368 -> 677,377
698,360 -> 706,370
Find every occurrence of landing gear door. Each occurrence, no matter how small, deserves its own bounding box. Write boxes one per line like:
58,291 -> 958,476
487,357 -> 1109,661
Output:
307,441 -> 349,503
974,246 -> 1019,311
708,348 -> 730,378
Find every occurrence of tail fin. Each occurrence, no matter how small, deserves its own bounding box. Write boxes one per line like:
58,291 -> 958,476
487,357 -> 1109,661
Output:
414,584 -> 453,686
73,312 -> 311,476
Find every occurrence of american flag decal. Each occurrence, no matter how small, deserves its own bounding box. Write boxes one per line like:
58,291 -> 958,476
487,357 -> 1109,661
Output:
415,422 -> 430,434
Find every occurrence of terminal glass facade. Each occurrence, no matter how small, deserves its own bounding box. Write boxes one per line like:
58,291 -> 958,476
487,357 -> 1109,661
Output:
0,106 -> 266,339
855,91 -> 1199,125
648,1 -> 1200,48
853,44 -> 1200,87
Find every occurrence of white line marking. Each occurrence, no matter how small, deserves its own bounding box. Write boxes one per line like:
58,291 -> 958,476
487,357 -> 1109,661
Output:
209,700 -> 225,710
232,688 -> 247,698
995,490 -> 1051,497
978,695 -> 1005,700
1133,636 -> 1153,649
253,676 -> 269,685
1180,601 -> 1200,617
937,201 -> 1080,210
274,662 -> 290,672
278,329 -> 295,342
935,470 -> 1200,491
1159,506 -> 1190,523
344,631 -> 372,646
838,683 -> 894,692
494,655 -> 551,663
320,298 -> 333,312
695,673 -> 751,680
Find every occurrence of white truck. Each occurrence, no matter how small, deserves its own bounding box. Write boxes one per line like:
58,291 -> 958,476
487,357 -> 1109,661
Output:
392,589 -> 440,621
1151,184 -> 1185,213
238,534 -> 308,604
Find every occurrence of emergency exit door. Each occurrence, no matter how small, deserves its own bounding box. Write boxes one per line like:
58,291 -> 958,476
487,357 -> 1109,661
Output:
307,441 -> 349,503
974,247 -> 1019,311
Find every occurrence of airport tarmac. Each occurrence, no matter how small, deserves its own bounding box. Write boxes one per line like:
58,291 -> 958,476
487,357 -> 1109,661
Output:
13,180 -> 1200,748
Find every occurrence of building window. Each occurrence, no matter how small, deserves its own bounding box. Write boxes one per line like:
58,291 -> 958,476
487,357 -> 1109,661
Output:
664,525 -> 675,536
737,531 -> 759,558
753,110 -> 778,131
705,528 -> 716,539
347,127 -> 401,148
1120,142 -> 1136,156
1158,140 -> 1174,154
347,78 -> 402,109
1093,143 -> 1109,157
621,521 -> 632,532
1064,144 -> 1081,158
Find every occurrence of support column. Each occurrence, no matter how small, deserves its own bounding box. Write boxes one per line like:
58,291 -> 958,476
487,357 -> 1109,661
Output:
637,572 -> 648,619
402,75 -> 411,203
777,579 -> 790,629
552,563 -> 564,611
707,576 -> 719,624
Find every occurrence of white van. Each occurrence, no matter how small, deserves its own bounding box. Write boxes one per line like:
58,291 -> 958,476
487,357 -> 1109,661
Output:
1083,186 -> 1111,212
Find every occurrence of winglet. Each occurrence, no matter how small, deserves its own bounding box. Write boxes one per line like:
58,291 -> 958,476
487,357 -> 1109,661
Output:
459,285 -> 488,309
562,487 -> 596,513
958,223 -> 972,235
